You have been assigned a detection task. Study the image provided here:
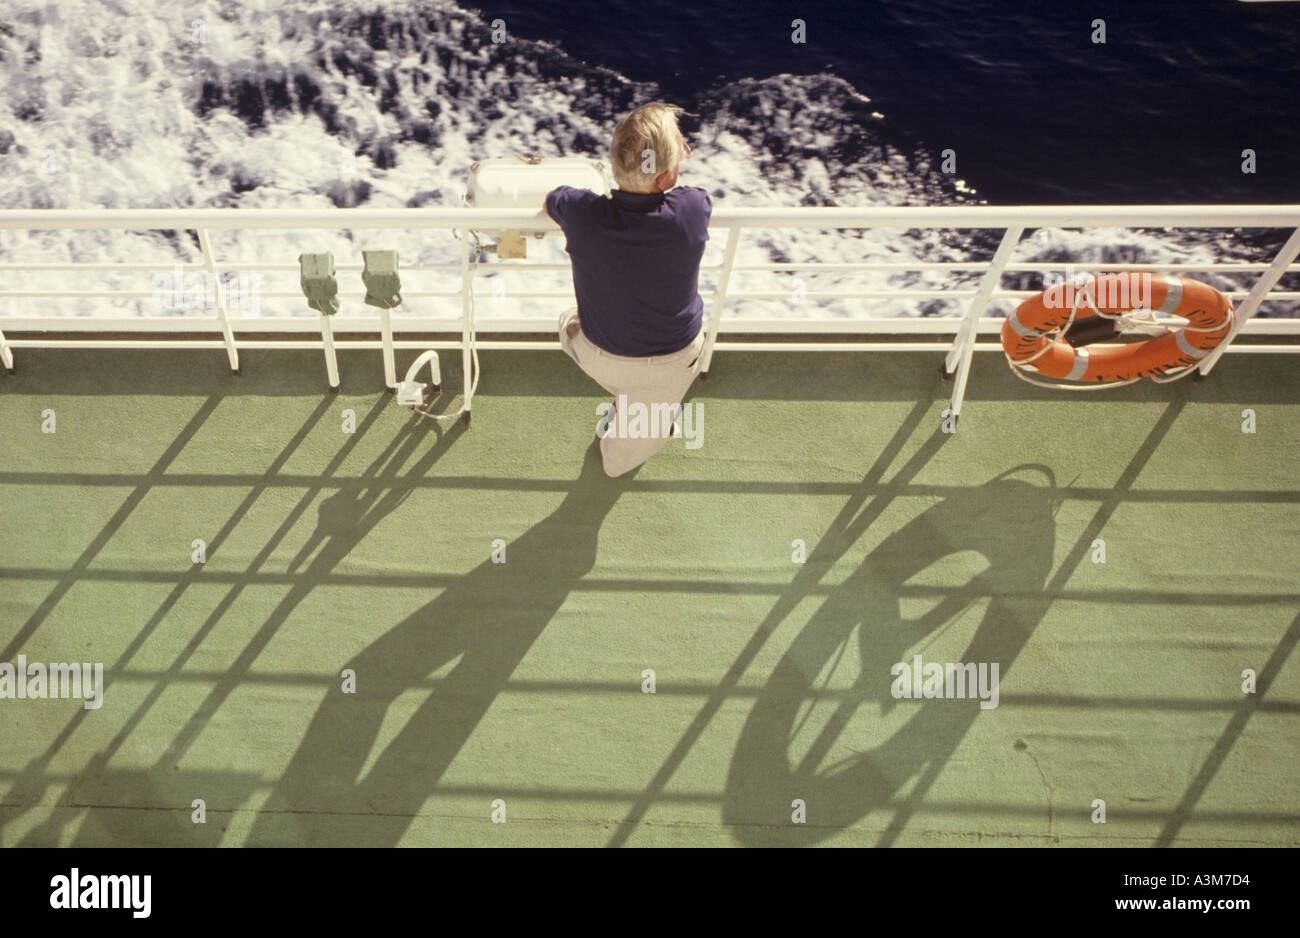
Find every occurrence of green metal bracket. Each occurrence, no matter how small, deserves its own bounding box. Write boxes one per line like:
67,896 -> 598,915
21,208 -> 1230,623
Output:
299,253 -> 339,316
362,250 -> 402,308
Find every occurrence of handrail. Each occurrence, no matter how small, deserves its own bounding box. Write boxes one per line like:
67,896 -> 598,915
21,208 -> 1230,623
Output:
2,204 -> 1300,230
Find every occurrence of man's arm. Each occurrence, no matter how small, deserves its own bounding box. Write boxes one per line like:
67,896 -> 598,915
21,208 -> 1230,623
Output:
543,186 -> 567,223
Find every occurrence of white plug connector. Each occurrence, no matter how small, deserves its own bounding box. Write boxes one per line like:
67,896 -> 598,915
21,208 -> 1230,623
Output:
398,350 -> 442,407
396,381 -> 426,406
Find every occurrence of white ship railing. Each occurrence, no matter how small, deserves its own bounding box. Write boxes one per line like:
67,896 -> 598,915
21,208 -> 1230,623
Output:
1,205 -> 1297,427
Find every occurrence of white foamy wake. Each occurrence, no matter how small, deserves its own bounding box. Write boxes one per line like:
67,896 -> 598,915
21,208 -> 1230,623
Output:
0,0 -> 1288,322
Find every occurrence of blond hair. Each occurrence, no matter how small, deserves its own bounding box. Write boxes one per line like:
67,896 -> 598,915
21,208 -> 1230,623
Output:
610,102 -> 686,193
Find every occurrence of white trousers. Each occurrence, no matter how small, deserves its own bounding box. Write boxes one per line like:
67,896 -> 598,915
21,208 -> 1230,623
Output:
558,308 -> 704,477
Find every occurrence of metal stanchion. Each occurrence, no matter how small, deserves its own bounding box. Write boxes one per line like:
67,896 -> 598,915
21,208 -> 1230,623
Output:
362,250 -> 401,392
0,326 -> 14,374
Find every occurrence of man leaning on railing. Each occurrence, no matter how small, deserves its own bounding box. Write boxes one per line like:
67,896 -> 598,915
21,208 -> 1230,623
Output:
543,101 -> 711,477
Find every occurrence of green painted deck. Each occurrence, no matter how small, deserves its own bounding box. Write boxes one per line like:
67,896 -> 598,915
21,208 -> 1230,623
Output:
1,344 -> 1297,847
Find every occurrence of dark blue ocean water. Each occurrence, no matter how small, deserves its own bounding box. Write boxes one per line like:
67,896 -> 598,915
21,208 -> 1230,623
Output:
467,0 -> 1300,204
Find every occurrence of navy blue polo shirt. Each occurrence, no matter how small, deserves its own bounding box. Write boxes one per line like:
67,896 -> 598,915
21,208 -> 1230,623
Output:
546,185 -> 712,356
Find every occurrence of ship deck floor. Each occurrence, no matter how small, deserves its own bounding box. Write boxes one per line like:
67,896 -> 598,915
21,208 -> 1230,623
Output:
1,345 -> 1297,846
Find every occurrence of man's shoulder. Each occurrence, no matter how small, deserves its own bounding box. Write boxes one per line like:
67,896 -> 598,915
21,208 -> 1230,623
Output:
546,186 -> 604,230
669,185 -> 713,212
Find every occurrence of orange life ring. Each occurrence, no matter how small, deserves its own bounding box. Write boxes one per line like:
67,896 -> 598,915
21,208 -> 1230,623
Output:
1001,273 -> 1233,382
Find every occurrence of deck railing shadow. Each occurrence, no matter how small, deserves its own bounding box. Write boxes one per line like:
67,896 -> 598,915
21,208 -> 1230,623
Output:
2,387 -> 462,844
612,399 -> 1220,846
4,347 -> 1296,845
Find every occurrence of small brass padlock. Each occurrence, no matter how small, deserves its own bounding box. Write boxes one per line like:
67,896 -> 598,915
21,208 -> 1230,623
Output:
496,230 -> 526,259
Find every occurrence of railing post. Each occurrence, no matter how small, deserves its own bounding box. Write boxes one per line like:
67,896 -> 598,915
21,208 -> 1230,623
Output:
943,225 -> 1023,428
361,249 -> 401,391
379,306 -> 397,391
1197,225 -> 1300,377
320,311 -> 340,391
0,326 -> 13,373
195,228 -> 241,374
459,235 -> 475,425
699,227 -> 741,378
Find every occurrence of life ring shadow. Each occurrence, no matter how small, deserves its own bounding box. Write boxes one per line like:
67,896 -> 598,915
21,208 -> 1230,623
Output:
723,468 -> 1059,845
